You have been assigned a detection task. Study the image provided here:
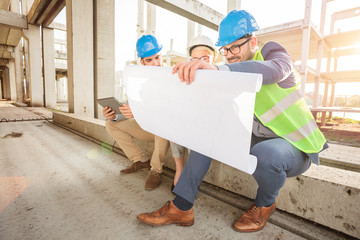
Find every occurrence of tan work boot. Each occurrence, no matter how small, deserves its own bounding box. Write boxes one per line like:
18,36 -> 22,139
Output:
145,170 -> 161,190
137,201 -> 194,226
120,160 -> 150,174
232,203 -> 276,232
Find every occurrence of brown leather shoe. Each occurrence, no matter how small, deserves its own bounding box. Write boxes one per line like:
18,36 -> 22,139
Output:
145,170 -> 161,190
120,160 -> 150,174
233,203 -> 276,232
137,201 -> 194,227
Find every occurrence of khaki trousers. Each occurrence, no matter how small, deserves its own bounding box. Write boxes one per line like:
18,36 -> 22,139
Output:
105,119 -> 169,173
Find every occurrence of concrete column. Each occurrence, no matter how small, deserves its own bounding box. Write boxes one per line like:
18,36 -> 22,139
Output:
187,20 -> 195,60
146,2 -> 156,35
7,61 -> 17,101
10,0 -> 20,13
2,67 -> 11,99
227,0 -> 241,13
66,0 -> 94,117
137,0 -> 145,64
0,75 -> 2,98
10,0 -> 24,103
42,27 -> 56,108
57,76 -> 67,101
23,24 -> 43,106
317,0 -> 327,124
14,46 -> 23,103
1,70 -> 5,99
26,0 -> 35,14
300,0 -> 312,97
320,82 -> 329,125
94,0 -> 115,119
329,83 -> 336,119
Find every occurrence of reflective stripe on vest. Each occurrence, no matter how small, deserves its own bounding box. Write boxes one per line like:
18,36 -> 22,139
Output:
253,48 -> 326,153
283,118 -> 318,142
259,90 -> 302,124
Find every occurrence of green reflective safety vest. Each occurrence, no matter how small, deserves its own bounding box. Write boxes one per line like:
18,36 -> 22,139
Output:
253,49 -> 326,153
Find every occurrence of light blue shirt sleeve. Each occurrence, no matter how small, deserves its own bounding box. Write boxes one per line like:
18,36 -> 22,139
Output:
217,64 -> 231,71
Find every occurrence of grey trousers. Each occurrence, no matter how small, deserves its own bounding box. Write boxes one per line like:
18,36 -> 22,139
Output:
173,137 -> 311,207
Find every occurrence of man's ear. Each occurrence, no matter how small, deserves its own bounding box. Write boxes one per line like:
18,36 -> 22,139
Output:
250,36 -> 257,50
140,59 -> 145,65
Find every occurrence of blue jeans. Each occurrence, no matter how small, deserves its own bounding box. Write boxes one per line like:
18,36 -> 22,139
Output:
173,137 -> 312,207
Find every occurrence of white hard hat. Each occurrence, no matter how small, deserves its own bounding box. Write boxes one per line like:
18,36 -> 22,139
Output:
187,35 -> 216,56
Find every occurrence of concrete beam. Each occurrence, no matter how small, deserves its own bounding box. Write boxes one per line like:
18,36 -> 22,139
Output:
37,0 -> 65,26
48,22 -> 66,31
27,0 -> 50,24
0,8 -> 27,29
27,0 -> 65,27
332,6 -> 360,22
145,0 -> 224,31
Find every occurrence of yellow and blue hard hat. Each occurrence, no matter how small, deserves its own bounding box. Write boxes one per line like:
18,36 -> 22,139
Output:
215,10 -> 259,47
136,34 -> 163,58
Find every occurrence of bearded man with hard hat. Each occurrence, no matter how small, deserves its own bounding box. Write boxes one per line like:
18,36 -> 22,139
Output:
169,35 -> 217,191
103,35 -> 169,191
137,10 -> 328,233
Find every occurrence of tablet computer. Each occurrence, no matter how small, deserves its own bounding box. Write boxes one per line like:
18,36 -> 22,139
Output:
96,97 -> 123,114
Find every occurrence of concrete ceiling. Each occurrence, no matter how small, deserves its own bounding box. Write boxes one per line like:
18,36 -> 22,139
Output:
0,26 -> 23,57
27,0 -> 65,27
0,0 -> 10,10
0,2 -> 27,59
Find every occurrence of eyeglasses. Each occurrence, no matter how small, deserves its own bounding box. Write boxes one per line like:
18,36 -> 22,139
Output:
219,38 -> 252,56
190,56 -> 211,62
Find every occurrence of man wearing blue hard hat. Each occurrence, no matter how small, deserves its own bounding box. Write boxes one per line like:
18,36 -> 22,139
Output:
137,10 -> 328,233
103,34 -> 169,191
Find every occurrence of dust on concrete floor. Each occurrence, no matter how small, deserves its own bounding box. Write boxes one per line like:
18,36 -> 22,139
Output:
0,120 -> 305,240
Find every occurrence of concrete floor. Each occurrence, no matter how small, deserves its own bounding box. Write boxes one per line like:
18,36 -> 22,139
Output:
0,120 -> 309,240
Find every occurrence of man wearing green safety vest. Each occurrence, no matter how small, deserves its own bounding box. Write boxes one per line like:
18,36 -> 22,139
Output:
137,10 -> 328,233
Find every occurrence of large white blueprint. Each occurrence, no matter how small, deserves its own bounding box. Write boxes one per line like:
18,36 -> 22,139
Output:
123,65 -> 263,174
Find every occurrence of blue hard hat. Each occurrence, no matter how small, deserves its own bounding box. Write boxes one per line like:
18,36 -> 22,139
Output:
136,34 -> 163,58
215,10 -> 259,47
